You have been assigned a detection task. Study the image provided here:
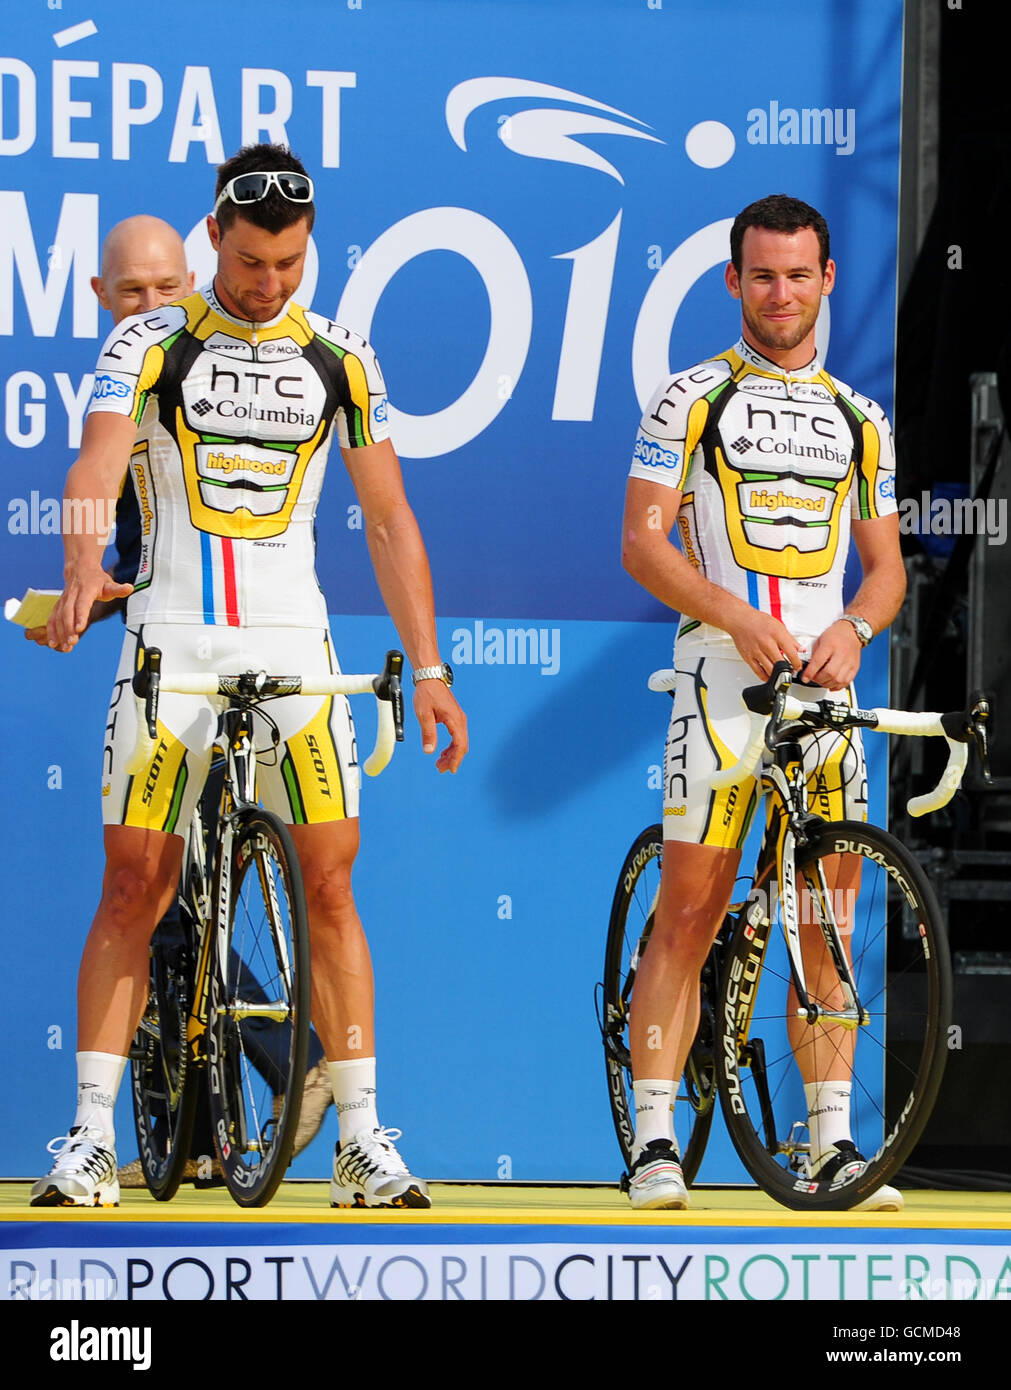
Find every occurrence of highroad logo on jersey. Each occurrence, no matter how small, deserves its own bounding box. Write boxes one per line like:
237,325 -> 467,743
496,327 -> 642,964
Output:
749,489 -> 828,514
203,451 -> 289,477
194,442 -> 298,518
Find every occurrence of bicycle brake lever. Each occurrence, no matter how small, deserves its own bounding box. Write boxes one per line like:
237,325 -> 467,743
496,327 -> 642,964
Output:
969,691 -> 993,784
743,660 -> 796,718
374,650 -> 406,742
131,646 -> 161,738
941,690 -> 993,782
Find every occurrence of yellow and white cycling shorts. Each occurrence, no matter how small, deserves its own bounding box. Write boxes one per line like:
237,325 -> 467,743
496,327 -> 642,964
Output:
101,623 -> 360,835
661,653 -> 868,848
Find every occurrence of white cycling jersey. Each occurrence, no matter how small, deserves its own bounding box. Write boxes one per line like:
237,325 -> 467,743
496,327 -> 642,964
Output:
629,338 -> 897,659
86,283 -> 390,628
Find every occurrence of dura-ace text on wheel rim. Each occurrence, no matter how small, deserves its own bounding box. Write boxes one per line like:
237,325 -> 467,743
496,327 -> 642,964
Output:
715,820 -> 951,1210
602,825 -> 716,1184
207,810 -> 310,1207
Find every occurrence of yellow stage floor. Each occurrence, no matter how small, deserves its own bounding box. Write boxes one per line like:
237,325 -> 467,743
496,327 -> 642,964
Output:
3,1182 -> 1009,1228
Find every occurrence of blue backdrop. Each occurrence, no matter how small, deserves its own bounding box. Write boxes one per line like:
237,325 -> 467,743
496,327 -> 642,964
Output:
0,0 -> 902,1181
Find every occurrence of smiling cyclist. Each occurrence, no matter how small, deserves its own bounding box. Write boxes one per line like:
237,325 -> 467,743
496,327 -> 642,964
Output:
620,194 -> 906,1213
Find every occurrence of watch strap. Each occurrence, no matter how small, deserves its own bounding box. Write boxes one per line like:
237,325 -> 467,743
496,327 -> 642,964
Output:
412,663 -> 452,686
840,613 -> 873,646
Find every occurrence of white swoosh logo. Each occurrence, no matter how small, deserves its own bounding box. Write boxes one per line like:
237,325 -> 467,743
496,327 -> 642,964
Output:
446,77 -> 662,185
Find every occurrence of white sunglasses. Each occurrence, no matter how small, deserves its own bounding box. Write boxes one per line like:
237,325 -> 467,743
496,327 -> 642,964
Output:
213,171 -> 315,215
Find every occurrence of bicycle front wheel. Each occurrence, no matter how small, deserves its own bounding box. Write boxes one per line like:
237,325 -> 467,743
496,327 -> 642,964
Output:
130,913 -> 199,1201
601,826 -> 716,1185
715,820 -> 950,1210
207,810 -> 310,1207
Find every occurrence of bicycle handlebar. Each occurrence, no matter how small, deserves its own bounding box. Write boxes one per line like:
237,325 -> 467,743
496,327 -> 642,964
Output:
125,648 -> 405,780
648,661 -> 991,817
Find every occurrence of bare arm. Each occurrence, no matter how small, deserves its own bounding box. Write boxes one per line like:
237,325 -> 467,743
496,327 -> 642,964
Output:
341,438 -> 467,772
801,513 -> 906,689
622,476 -> 801,678
45,412 -> 137,651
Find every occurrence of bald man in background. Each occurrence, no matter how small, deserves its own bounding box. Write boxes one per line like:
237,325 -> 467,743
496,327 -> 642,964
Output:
28,216 -> 332,1191
26,217 -> 193,637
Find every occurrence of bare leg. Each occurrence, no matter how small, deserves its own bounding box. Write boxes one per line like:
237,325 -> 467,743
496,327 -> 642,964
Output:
288,819 -> 373,1061
630,842 -> 741,1085
787,852 -> 862,1084
77,826 -> 183,1053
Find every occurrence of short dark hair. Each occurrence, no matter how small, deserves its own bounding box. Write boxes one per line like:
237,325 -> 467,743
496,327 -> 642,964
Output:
730,194 -> 830,274
214,143 -> 316,235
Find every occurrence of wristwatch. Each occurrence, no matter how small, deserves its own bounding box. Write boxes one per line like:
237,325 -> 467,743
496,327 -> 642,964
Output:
412,662 -> 454,687
839,614 -> 873,647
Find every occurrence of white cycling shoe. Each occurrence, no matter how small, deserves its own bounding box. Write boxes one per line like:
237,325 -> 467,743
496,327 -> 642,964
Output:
813,1140 -> 904,1212
31,1127 -> 120,1208
622,1139 -> 690,1210
330,1127 -> 431,1209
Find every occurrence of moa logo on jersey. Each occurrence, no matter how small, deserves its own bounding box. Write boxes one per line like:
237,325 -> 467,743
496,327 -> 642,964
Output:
256,339 -> 303,360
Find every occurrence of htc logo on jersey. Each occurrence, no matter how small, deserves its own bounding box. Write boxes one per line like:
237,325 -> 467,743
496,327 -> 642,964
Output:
210,364 -> 303,398
744,404 -> 836,438
190,362 -> 319,428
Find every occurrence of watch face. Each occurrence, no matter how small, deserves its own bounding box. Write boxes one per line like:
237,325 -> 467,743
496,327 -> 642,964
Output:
442,662 -> 454,687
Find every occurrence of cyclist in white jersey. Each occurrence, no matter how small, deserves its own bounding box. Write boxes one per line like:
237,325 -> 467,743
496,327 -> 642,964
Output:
620,195 -> 906,1212
25,215 -> 335,1181
33,145 -> 467,1210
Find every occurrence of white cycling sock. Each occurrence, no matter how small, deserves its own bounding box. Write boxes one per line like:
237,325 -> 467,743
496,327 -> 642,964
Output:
73,1052 -> 128,1144
328,1057 -> 380,1143
805,1080 -> 852,1171
632,1079 -> 678,1157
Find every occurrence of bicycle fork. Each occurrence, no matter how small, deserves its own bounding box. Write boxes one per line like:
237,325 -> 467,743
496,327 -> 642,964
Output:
723,885 -> 777,1151
766,759 -> 867,1030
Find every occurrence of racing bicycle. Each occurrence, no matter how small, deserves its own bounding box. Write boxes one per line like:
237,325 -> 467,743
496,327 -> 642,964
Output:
598,661 -> 991,1210
128,646 -> 404,1207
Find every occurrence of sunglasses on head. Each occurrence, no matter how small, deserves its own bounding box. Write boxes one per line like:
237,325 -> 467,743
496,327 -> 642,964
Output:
213,171 -> 315,215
